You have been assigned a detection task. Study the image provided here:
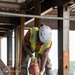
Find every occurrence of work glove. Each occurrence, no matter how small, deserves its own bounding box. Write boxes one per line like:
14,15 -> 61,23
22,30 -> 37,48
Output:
31,56 -> 37,62
40,71 -> 44,75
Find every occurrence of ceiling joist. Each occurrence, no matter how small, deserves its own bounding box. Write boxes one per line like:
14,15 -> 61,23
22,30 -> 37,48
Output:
0,1 -> 26,10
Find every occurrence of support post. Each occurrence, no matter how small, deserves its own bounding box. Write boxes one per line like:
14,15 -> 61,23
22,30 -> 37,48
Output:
58,6 -> 63,75
63,6 -> 70,75
14,27 -> 20,75
0,37 -> 1,58
19,10 -> 25,73
58,6 -> 70,75
34,0 -> 41,27
7,31 -> 13,75
7,31 -> 12,67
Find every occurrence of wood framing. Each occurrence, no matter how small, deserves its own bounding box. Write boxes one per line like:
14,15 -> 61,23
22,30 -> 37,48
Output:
0,59 -> 9,75
19,10 -> 25,73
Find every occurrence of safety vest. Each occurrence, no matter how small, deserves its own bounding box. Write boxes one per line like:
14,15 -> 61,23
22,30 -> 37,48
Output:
29,27 -> 52,55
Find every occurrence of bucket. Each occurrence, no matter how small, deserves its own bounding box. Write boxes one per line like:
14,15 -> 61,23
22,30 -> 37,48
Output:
29,60 -> 40,75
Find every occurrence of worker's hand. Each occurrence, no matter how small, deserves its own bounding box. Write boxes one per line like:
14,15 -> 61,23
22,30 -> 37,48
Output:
40,71 -> 44,75
31,56 -> 37,62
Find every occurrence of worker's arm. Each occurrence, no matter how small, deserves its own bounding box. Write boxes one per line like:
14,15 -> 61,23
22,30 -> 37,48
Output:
40,51 -> 48,72
40,41 -> 52,74
22,30 -> 33,57
22,43 -> 33,57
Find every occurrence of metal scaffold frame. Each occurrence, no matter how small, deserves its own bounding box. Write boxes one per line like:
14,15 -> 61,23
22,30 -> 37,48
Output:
0,11 -> 75,21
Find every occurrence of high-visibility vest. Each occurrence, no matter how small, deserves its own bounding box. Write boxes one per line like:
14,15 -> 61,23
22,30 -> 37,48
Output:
29,27 -> 52,55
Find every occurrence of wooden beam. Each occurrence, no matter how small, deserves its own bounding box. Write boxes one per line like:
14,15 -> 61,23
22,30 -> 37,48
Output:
51,0 -> 71,6
20,10 -> 25,73
34,0 -> 41,27
0,1 -> 26,10
10,67 -> 15,75
0,17 -> 20,26
0,59 -> 9,74
0,32 -> 5,36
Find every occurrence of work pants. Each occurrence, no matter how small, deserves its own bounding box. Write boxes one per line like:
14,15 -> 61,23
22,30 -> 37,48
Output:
45,57 -> 53,75
20,46 -> 30,75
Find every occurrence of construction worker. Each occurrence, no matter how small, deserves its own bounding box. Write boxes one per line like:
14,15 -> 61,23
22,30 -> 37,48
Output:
21,24 -> 52,75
